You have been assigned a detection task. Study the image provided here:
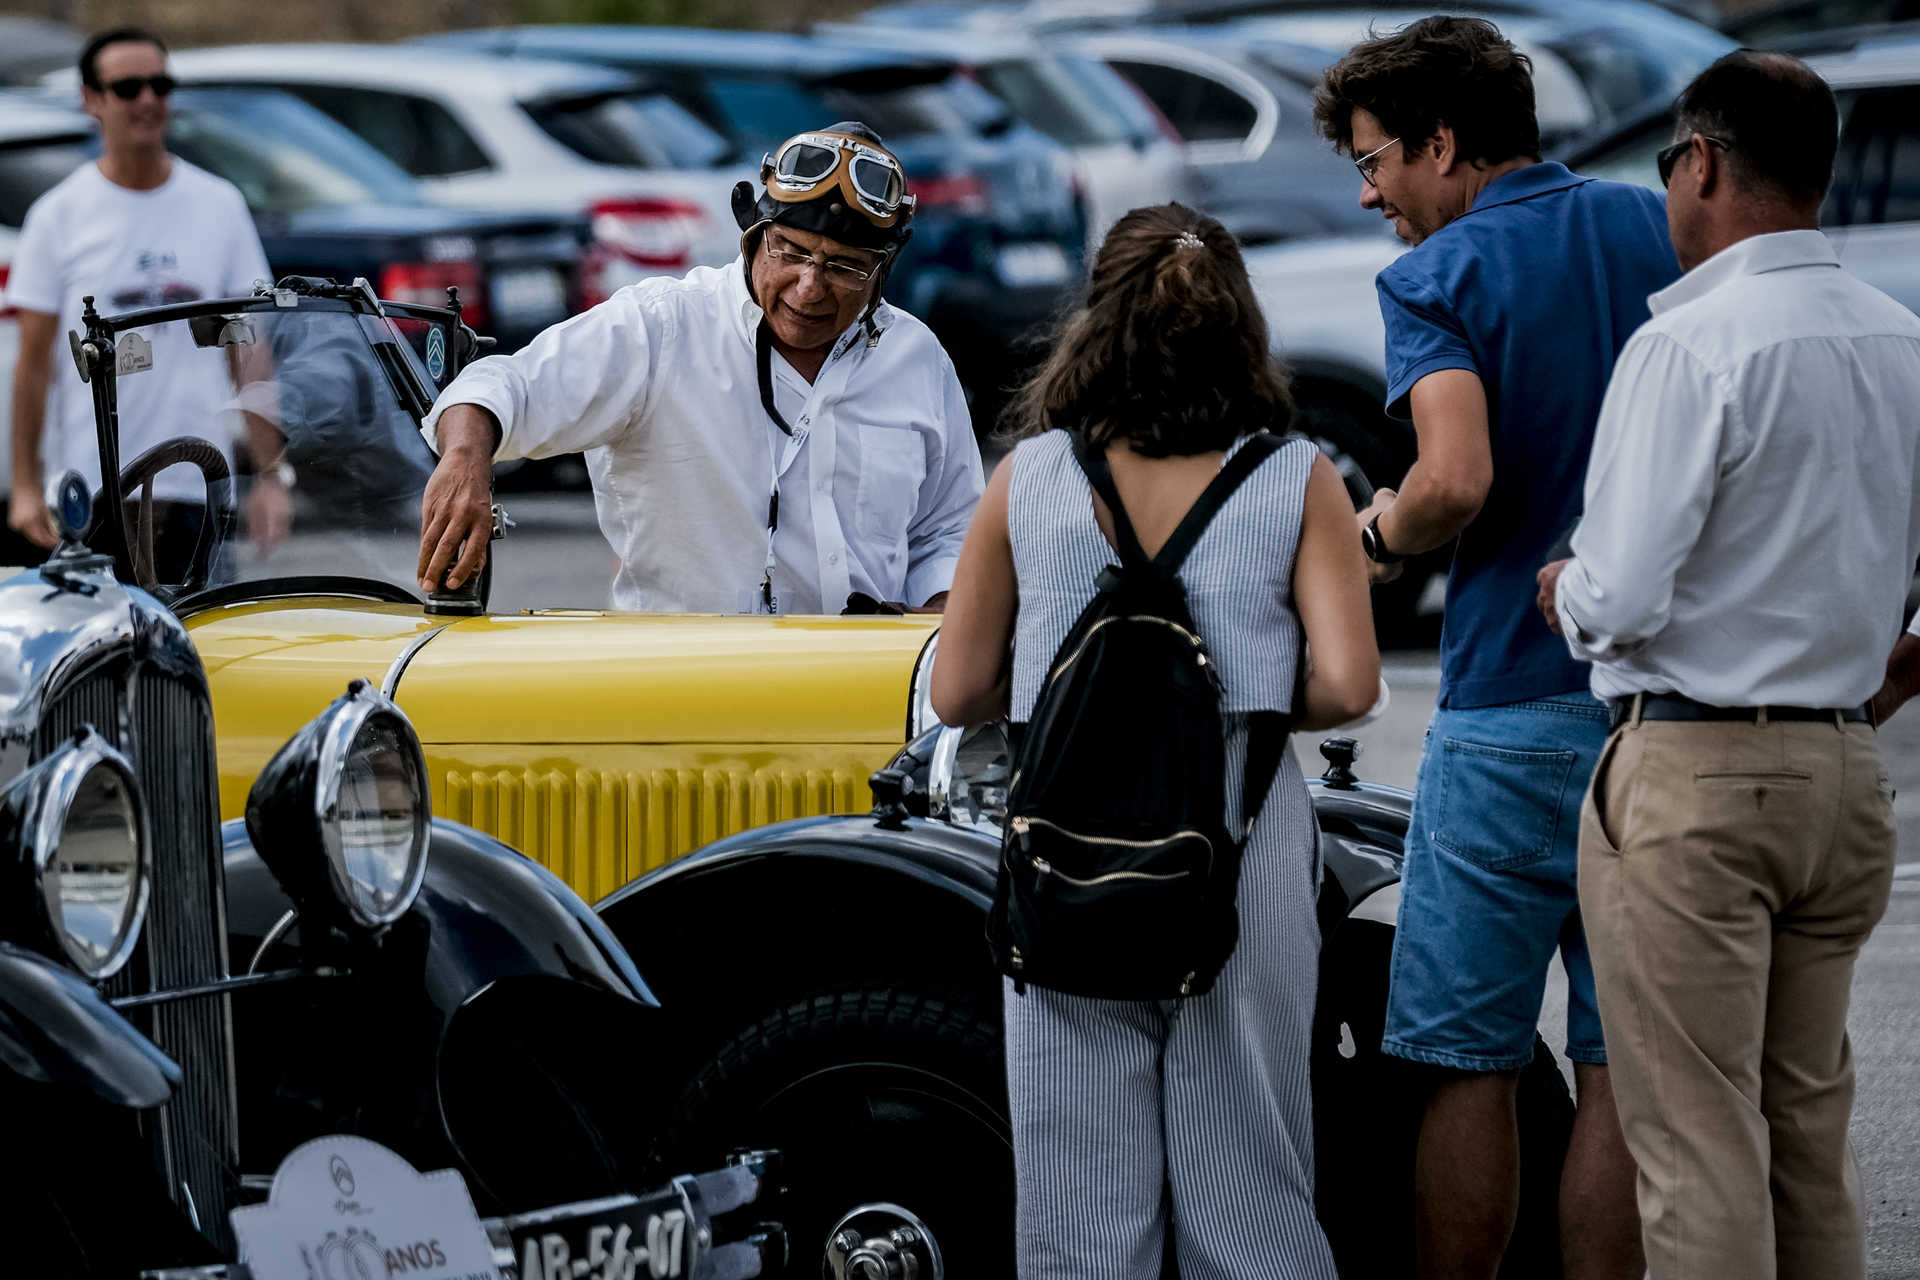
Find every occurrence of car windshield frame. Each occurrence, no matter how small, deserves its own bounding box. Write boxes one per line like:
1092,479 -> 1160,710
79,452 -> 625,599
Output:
74,284 -> 472,615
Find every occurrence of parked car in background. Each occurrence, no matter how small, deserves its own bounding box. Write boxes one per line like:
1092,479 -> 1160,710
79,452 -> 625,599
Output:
1061,26 -> 1380,243
0,16 -> 79,86
1719,0 -> 1920,51
157,44 -> 741,301
1564,34 -> 1920,316
424,26 -> 1089,431
815,23 -> 1193,249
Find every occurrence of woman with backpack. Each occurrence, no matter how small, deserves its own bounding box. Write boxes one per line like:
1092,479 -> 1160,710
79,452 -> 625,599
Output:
932,203 -> 1380,1278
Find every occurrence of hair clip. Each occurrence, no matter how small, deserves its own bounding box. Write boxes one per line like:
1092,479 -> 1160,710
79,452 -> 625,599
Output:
1173,231 -> 1205,250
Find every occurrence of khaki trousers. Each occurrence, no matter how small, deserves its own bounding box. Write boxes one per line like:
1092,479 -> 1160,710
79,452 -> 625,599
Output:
1578,712 -> 1896,1280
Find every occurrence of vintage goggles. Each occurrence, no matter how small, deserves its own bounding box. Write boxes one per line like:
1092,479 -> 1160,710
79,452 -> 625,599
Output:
761,131 -> 915,228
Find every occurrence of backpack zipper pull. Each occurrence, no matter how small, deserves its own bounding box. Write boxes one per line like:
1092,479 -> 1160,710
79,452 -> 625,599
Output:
1011,946 -> 1026,996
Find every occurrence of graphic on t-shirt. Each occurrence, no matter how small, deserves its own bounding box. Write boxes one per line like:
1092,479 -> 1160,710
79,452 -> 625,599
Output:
112,250 -> 204,309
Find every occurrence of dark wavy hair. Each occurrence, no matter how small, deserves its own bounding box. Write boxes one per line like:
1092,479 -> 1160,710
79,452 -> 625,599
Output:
1312,15 -> 1538,165
1004,204 -> 1291,457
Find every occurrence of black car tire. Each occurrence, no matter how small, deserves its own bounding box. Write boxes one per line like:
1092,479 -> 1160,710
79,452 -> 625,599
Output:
654,987 -> 1014,1278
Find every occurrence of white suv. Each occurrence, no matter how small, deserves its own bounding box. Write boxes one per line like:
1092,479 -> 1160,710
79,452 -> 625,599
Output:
156,44 -> 744,298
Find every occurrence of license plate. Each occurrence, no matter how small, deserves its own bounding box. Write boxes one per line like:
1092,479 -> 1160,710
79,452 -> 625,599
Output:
995,241 -> 1071,287
489,266 -> 570,326
502,1192 -> 692,1280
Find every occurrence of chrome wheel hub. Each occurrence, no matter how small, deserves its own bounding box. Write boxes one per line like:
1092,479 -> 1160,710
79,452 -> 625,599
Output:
822,1203 -> 943,1280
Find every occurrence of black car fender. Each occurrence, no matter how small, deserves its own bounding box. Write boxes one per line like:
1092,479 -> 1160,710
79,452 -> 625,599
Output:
224,816 -> 655,1017
594,814 -> 1000,1103
0,940 -> 180,1109
222,816 -> 666,1196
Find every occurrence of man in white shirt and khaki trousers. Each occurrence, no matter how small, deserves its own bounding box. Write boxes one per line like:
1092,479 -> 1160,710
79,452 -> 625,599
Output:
1538,52 -> 1920,1278
416,121 -> 983,614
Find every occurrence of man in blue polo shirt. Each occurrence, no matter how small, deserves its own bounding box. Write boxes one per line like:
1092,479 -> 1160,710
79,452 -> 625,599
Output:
1315,17 -> 1679,1280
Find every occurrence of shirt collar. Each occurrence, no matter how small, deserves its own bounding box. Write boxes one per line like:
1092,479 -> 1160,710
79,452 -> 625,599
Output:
1648,229 -> 1838,316
1465,161 -> 1590,216
725,251 -> 897,355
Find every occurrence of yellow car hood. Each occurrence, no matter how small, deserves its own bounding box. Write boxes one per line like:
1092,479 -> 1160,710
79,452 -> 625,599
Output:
188,598 -> 935,753
188,599 -> 937,886
395,611 -> 937,744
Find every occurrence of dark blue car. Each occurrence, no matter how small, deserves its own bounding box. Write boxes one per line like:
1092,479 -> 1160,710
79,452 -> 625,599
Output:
422,25 -> 1090,434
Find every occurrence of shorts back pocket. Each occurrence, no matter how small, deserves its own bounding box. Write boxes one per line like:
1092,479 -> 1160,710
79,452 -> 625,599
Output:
1432,737 -> 1577,871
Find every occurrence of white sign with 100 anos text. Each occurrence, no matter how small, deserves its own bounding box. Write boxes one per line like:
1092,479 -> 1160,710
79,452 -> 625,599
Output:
231,1135 -> 499,1280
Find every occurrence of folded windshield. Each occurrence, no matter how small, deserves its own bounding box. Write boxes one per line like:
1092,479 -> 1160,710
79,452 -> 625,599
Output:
94,300 -> 447,602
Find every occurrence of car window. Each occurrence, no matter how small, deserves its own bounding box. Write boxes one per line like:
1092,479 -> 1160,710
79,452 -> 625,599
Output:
522,90 -> 730,170
972,56 -> 1128,148
0,135 -> 93,227
1828,85 -> 1920,227
173,88 -> 422,206
168,104 -> 412,213
287,86 -> 489,178
704,75 -> 842,158
1572,115 -> 1668,191
1107,59 -> 1258,144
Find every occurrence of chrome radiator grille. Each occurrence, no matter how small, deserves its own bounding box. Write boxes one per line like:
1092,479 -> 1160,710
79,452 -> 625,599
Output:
36,661 -> 236,1252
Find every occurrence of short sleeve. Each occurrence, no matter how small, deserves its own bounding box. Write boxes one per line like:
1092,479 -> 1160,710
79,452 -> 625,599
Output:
5,189 -> 67,316
1376,263 -> 1478,420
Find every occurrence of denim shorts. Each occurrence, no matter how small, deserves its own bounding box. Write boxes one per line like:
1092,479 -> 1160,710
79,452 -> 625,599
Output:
1383,691 -> 1611,1072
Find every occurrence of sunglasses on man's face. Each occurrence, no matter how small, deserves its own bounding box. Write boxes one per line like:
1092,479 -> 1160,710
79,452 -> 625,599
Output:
1657,134 -> 1731,189
102,74 -> 176,101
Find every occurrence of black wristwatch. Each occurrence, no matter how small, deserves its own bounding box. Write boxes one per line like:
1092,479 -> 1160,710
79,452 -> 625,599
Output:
1361,513 -> 1406,565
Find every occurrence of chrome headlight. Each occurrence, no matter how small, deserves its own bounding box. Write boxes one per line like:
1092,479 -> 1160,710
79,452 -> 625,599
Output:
907,631 -> 942,740
927,722 -> 1011,830
1,729 -> 150,979
246,679 -> 429,932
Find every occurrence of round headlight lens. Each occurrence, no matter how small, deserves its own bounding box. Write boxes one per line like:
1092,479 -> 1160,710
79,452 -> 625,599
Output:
42,756 -> 148,978
321,712 -> 428,927
929,722 -> 1011,830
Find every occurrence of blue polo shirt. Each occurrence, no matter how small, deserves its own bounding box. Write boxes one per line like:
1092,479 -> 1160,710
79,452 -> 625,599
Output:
1378,162 -> 1678,709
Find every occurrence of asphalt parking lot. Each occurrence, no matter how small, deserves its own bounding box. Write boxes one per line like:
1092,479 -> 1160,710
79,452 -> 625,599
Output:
268,495 -> 1920,1274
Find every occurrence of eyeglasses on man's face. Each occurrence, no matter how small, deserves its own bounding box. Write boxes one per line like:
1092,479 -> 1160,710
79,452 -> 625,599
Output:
1353,136 -> 1401,185
1657,134 -> 1732,189
761,234 -> 882,289
101,74 -> 175,102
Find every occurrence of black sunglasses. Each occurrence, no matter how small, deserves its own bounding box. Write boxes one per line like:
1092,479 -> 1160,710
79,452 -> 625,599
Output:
1657,134 -> 1731,188
102,74 -> 176,101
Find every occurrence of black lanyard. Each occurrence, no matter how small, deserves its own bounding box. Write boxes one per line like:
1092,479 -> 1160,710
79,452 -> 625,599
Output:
757,321 -> 798,612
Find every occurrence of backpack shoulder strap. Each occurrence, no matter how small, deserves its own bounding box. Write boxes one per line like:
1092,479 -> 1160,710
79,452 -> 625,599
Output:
1151,431 -> 1283,575
1069,432 -> 1151,570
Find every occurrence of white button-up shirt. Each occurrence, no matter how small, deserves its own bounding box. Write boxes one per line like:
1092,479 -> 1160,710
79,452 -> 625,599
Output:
1557,229 -> 1920,706
422,258 -> 983,613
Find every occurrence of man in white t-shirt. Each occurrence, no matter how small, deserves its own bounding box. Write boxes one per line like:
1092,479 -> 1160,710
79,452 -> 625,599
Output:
4,26 -> 284,573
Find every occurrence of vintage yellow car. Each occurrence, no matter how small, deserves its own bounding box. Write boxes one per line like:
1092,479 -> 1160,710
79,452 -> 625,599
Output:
67,280 -> 1574,1277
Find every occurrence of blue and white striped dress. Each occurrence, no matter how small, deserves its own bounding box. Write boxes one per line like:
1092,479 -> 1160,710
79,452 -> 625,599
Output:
1002,428 -> 1337,1280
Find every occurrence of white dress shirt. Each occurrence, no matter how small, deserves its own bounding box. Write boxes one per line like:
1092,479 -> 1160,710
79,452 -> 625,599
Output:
422,258 -> 983,613
1557,229 -> 1920,707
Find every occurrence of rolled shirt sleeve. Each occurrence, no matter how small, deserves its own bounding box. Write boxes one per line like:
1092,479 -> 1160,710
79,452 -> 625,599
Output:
1556,331 -> 1734,662
903,348 -> 984,605
1377,264 -> 1480,419
421,286 -> 662,462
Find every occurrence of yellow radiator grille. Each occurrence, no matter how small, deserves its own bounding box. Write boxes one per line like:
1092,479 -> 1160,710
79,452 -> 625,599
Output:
431,748 -> 885,902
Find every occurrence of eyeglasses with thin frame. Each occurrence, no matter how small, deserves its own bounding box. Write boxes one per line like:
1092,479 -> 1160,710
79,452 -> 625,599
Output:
1354,136 -> 1401,185
1657,134 -> 1731,189
760,234 -> 882,289
100,74 -> 176,101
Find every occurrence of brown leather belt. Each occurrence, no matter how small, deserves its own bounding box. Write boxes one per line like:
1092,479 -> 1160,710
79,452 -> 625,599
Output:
1610,692 -> 1871,731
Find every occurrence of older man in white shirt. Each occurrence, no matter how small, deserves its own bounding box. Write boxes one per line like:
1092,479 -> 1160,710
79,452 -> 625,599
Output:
415,121 -> 983,614
1536,53 -> 1920,1280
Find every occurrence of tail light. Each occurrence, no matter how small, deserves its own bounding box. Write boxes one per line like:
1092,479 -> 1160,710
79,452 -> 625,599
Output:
589,197 -> 706,270
907,173 -> 991,215
0,264 -> 15,319
380,261 -> 487,330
